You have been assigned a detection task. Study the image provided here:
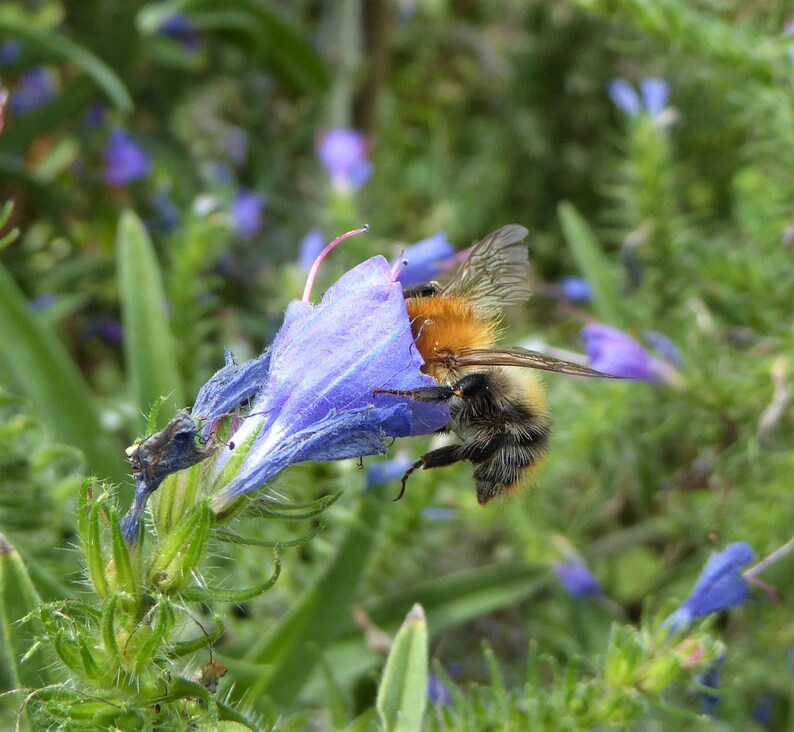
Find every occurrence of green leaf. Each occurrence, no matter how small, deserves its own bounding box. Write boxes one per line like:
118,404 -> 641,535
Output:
558,201 -> 625,327
0,534 -> 58,691
241,494 -> 383,708
0,7 -> 132,112
117,210 -> 184,430
376,604 -> 429,732
85,495 -> 109,599
101,595 -> 123,669
0,260 -> 124,482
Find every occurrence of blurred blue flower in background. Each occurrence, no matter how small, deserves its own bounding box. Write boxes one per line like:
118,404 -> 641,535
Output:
664,542 -> 754,632
428,675 -> 453,705
643,330 -> 684,368
396,232 -> 455,288
83,103 -> 107,129
152,188 -> 181,233
159,13 -> 200,52
559,276 -> 592,304
298,229 -> 326,272
365,456 -> 415,491
209,256 -> 449,509
0,39 -> 22,65
230,188 -> 266,239
83,317 -> 124,345
695,660 -> 723,715
28,294 -> 58,312
9,67 -> 57,116
581,324 -> 674,382
104,129 -> 151,186
317,128 -> 373,193
553,555 -> 603,599
607,77 -> 670,119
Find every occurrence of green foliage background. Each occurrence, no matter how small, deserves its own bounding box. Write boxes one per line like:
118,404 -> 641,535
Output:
0,0 -> 793,729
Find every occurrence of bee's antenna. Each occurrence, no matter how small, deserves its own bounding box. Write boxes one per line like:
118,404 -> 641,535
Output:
302,225 -> 369,303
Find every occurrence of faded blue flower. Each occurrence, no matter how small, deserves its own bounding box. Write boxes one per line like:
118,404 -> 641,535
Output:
83,317 -> 123,345
299,229 -> 326,273
428,675 -> 453,705
230,188 -> 265,239
695,661 -> 723,715
643,331 -> 684,368
209,256 -> 449,509
104,129 -> 150,186
0,39 -> 22,65
225,126 -> 248,165
153,188 -> 180,233
84,103 -> 107,129
396,232 -> 455,288
664,542 -> 755,632
559,276 -> 592,304
582,324 -> 672,382
365,456 -> 415,491
9,67 -> 57,116
553,555 -> 602,599
607,78 -> 670,119
159,13 -> 200,51
317,128 -> 372,193
28,294 -> 58,312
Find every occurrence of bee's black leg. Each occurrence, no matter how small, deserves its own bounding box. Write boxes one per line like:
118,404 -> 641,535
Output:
375,373 -> 488,404
395,445 -> 466,501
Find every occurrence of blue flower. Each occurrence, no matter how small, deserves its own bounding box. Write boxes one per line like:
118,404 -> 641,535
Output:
695,661 -> 723,715
428,675 -> 453,705
152,188 -> 181,233
664,542 -> 755,632
298,229 -> 326,273
581,324 -> 673,382
559,276 -> 592,304
209,256 -> 449,509
28,294 -> 58,312
104,129 -> 151,186
84,103 -> 107,129
159,13 -> 200,52
9,67 -> 57,116
607,78 -> 670,119
317,128 -> 373,193
230,188 -> 265,239
0,39 -> 23,65
365,456 -> 415,491
396,232 -> 455,288
643,331 -> 684,368
553,555 -> 602,599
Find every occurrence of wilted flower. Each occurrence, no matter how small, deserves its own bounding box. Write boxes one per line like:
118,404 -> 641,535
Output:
664,542 -> 755,633
607,77 -> 670,119
9,67 -> 57,116
581,324 -> 675,382
159,13 -> 200,51
553,554 -> 603,599
559,276 -> 592,304
208,255 -> 448,510
395,232 -> 456,288
104,129 -> 150,186
230,188 -> 265,239
298,229 -> 326,272
317,128 -> 373,193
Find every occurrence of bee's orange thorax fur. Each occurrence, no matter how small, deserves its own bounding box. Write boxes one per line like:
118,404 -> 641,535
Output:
406,295 -> 499,384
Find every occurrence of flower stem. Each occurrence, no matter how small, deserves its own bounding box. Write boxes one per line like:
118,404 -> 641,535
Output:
743,535 -> 794,579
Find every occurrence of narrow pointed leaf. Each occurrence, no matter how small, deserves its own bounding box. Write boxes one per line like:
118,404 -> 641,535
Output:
109,508 -> 137,597
376,604 -> 429,732
117,210 -> 184,430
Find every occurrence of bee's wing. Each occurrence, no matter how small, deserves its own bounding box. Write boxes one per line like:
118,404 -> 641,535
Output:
450,347 -> 629,379
441,224 -> 531,317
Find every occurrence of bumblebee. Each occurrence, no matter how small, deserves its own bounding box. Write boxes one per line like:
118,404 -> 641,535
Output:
377,225 -> 620,504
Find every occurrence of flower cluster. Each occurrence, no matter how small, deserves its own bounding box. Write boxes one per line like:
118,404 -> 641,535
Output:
607,78 -> 670,120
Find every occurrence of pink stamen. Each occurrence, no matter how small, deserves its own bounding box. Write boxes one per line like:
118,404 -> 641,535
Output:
301,225 -> 369,303
391,248 -> 407,280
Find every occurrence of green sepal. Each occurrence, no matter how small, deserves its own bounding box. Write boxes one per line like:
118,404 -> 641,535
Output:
243,491 -> 343,521
149,501 -> 214,589
0,534 -> 57,690
167,616 -> 225,659
213,521 -> 325,548
180,552 -> 280,603
154,675 -> 258,730
109,507 -> 138,598
132,600 -> 174,673
101,594 -> 123,670
78,636 -> 104,684
83,491 -> 109,599
39,606 -> 83,675
376,603 -> 429,732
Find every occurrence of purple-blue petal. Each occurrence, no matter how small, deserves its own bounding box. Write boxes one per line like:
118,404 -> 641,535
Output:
428,675 -> 453,705
581,324 -> 660,381
159,13 -> 200,51
606,79 -> 641,117
396,232 -> 456,287
559,276 -> 592,304
9,67 -> 57,116
643,331 -> 683,367
212,257 -> 449,503
298,229 -> 326,273
682,542 -> 754,618
231,188 -> 266,239
104,129 -> 150,186
640,77 -> 670,118
317,128 -> 372,192
553,558 -> 602,599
